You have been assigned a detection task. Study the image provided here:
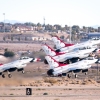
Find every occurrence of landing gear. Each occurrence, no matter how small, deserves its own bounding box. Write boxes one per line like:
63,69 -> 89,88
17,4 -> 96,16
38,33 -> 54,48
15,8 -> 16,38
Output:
2,74 -> 5,78
85,72 -> 87,75
8,74 -> 12,78
67,74 -> 71,78
7,70 -> 12,78
22,70 -> 25,74
68,60 -> 72,64
75,74 -> 78,78
44,59 -> 48,64
1,72 -> 12,78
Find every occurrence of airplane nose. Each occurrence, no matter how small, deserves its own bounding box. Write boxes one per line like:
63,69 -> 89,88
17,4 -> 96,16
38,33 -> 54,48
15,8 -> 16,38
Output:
95,59 -> 100,64
92,48 -> 97,52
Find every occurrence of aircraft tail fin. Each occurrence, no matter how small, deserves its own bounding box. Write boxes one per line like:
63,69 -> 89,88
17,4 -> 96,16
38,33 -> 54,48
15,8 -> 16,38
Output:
45,55 -> 59,69
45,55 -> 67,69
52,36 -> 74,49
42,44 -> 65,56
42,44 -> 56,56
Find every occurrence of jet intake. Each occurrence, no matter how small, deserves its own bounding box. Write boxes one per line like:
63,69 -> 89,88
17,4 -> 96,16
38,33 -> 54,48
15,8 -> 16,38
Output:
56,49 -> 61,52
44,59 -> 48,64
17,68 -> 24,72
5,68 -> 17,72
47,69 -> 54,76
73,69 -> 81,73
82,69 -> 88,73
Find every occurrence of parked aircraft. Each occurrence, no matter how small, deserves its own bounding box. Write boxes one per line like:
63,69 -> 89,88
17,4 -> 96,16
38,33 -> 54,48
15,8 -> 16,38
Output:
42,44 -> 98,57
45,56 -> 99,78
42,44 -> 98,64
0,56 -> 41,78
52,36 -> 100,52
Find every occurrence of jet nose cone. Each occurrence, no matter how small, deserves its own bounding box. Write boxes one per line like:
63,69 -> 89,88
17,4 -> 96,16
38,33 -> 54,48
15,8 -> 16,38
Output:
92,48 -> 97,53
95,59 -> 100,64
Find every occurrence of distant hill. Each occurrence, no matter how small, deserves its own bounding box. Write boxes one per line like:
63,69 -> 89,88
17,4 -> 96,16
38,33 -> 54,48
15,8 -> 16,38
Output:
91,25 -> 100,29
0,19 -> 25,24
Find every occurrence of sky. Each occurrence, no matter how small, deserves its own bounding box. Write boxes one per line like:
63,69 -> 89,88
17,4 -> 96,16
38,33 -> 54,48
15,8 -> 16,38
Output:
0,0 -> 100,27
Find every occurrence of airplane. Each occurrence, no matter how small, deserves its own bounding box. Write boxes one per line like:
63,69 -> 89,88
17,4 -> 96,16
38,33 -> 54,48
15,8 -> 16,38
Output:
52,36 -> 100,53
45,55 -> 99,78
0,56 -> 41,78
42,44 -> 98,57
42,44 -> 98,64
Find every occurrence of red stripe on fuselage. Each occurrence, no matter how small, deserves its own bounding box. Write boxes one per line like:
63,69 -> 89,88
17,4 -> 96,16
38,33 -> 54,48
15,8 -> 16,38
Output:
48,55 -> 68,67
0,63 -> 3,66
44,44 -> 65,55
54,36 -> 74,47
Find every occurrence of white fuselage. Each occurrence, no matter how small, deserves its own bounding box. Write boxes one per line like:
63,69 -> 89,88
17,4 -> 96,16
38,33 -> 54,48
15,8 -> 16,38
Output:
0,57 -> 33,73
54,39 -> 100,53
52,57 -> 98,76
50,48 -> 96,62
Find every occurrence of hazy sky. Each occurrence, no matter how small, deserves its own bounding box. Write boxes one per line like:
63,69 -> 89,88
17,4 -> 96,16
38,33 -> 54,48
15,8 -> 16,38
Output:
0,0 -> 100,27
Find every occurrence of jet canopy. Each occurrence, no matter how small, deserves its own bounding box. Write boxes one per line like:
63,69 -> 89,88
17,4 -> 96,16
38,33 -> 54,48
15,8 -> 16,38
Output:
84,57 -> 96,60
19,56 -> 30,60
90,37 -> 100,40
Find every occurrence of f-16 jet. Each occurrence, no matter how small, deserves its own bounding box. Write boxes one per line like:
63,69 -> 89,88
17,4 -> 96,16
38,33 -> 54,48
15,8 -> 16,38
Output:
42,44 -> 97,64
45,56 -> 99,78
52,36 -> 100,53
42,44 -> 98,57
0,56 -> 41,78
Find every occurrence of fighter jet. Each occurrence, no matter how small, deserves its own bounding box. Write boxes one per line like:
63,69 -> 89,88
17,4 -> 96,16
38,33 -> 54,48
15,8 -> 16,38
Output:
0,56 -> 41,78
42,44 -> 97,64
52,36 -> 100,53
45,56 -> 99,78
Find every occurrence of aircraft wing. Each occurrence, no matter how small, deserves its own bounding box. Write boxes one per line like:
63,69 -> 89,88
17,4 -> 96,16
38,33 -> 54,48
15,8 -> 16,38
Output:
52,63 -> 91,76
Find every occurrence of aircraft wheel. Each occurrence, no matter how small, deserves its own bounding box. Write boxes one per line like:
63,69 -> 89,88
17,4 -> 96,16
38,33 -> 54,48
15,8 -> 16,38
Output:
75,74 -> 78,78
22,70 -> 25,74
85,72 -> 87,75
69,60 -> 72,64
67,74 -> 71,78
8,74 -> 12,78
2,74 -> 5,78
58,74 -> 62,77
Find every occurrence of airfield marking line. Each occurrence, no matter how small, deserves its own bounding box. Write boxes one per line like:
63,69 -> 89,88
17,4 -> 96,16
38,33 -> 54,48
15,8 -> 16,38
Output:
0,94 -> 100,97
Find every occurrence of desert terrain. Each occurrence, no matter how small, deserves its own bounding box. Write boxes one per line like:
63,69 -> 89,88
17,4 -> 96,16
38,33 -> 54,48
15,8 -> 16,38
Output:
0,42 -> 100,100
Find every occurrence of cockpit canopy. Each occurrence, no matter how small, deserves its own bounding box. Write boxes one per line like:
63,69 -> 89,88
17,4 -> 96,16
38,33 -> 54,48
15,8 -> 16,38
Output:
19,56 -> 30,60
91,37 -> 100,40
79,46 -> 92,50
84,57 -> 96,60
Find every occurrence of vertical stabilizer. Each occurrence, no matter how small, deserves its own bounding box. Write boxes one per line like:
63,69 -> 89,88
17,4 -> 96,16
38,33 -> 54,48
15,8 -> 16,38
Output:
45,56 -> 59,69
52,36 -> 65,49
42,44 -> 65,56
42,44 -> 56,56
45,55 -> 67,69
52,36 -> 74,49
